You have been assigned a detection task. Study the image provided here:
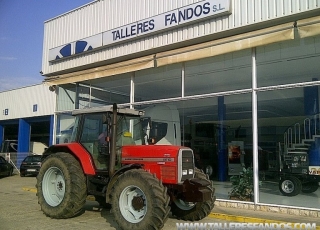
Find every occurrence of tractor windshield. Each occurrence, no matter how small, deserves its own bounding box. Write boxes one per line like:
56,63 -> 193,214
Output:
116,114 -> 144,146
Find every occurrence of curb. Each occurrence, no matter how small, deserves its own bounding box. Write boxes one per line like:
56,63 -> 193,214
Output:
209,212 -> 283,224
23,187 -> 320,229
209,212 -> 320,230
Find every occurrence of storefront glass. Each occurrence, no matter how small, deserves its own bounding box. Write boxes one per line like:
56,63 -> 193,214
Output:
257,88 -> 320,209
137,91 -> 252,200
135,64 -> 182,101
257,36 -> 320,87
185,49 -> 251,96
77,84 -> 90,109
57,84 -> 76,111
83,74 -> 132,107
257,36 -> 320,209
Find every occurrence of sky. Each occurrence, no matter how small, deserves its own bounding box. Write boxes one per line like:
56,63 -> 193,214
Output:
0,0 -> 93,92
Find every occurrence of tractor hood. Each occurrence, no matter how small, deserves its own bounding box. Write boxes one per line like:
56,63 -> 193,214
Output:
121,145 -> 194,184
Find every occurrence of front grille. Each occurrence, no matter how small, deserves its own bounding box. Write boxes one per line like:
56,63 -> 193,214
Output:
180,149 -> 194,181
161,166 -> 176,181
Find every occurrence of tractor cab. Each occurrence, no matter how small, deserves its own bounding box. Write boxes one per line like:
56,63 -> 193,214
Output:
70,105 -> 145,170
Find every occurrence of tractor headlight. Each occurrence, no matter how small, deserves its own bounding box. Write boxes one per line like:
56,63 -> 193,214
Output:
188,169 -> 194,175
182,169 -> 188,175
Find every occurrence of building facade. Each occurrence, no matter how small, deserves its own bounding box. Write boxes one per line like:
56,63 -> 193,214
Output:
0,84 -> 56,167
42,0 -> 320,211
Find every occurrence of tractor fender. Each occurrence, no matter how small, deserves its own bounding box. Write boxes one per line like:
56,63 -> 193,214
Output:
42,143 -> 96,175
105,163 -> 142,203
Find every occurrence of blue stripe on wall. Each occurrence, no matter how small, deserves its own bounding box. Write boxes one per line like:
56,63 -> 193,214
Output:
17,119 -> 30,167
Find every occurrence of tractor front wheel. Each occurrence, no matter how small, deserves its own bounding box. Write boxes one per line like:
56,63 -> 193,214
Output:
36,153 -> 87,218
171,168 -> 215,221
111,169 -> 170,230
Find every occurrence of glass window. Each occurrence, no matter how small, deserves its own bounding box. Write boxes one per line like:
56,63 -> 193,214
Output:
58,73 -> 132,110
257,36 -> 320,87
87,74 -> 131,106
56,113 -> 75,144
77,84 -> 90,109
257,84 -> 320,209
137,93 -> 252,200
135,64 -> 182,102
116,114 -> 144,146
185,49 -> 252,96
57,84 -> 76,111
80,114 -> 103,143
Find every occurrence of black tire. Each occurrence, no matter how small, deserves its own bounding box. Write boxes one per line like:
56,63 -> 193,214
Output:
302,181 -> 319,193
36,153 -> 87,218
171,168 -> 215,221
111,169 -> 170,230
279,176 -> 302,196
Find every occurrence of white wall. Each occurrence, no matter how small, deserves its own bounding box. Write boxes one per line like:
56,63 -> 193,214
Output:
0,84 -> 56,120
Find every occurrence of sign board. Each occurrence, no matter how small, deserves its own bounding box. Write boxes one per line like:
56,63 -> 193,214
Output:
309,166 -> 320,175
49,0 -> 231,61
228,141 -> 244,175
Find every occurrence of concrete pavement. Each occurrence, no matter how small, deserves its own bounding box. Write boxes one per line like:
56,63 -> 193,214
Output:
2,174 -> 320,229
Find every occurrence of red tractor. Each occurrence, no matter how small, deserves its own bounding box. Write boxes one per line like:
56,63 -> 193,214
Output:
36,104 -> 215,230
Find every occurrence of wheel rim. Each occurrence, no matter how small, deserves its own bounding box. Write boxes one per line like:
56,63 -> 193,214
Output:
205,165 -> 213,176
173,199 -> 196,211
281,179 -> 294,194
119,185 -> 146,223
42,167 -> 65,207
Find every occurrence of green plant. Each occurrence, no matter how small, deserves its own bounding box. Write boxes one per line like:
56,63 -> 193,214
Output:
229,167 -> 259,201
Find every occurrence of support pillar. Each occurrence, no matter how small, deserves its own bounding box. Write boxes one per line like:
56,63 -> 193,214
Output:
304,78 -> 319,116
304,78 -> 319,136
18,119 -> 30,152
18,119 -> 30,167
75,83 -> 80,109
218,96 -> 227,181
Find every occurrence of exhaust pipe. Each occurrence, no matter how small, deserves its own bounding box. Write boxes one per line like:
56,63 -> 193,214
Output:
109,103 -> 117,177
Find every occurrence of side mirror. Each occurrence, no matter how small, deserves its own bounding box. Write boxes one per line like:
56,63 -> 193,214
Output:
148,138 -> 156,145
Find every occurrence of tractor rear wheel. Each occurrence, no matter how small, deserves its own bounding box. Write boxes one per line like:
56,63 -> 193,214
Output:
36,153 -> 87,218
111,169 -> 170,230
171,168 -> 215,221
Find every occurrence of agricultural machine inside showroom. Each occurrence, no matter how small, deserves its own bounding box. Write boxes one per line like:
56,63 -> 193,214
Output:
277,116 -> 320,196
